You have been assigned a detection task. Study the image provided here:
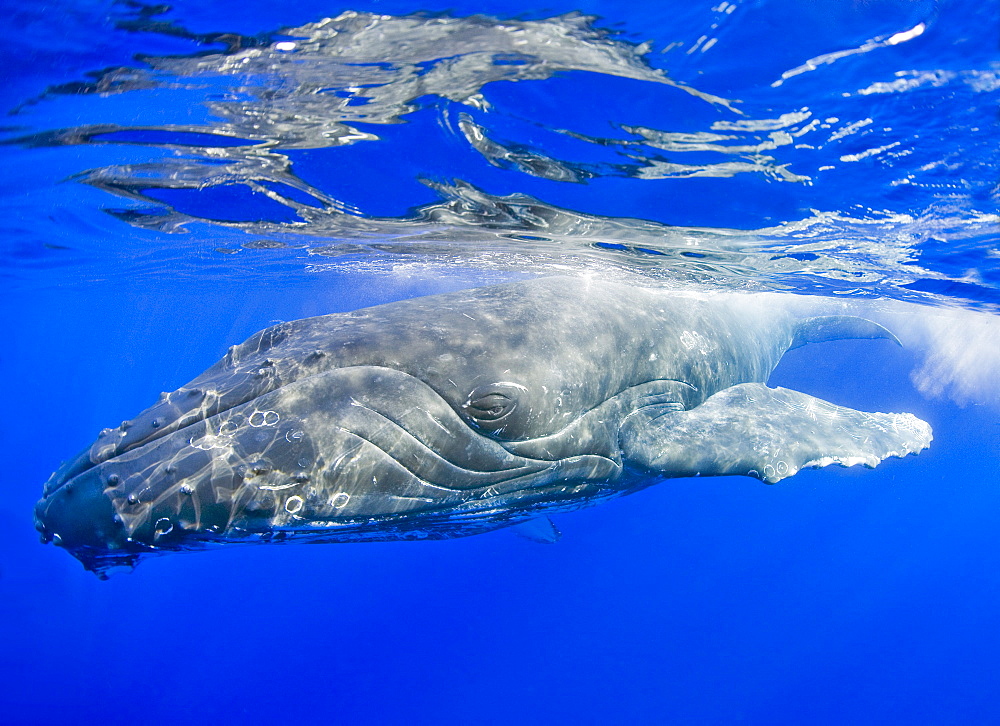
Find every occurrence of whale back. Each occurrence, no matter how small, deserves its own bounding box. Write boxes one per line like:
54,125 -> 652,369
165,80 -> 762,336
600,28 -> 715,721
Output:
87,279 -> 809,464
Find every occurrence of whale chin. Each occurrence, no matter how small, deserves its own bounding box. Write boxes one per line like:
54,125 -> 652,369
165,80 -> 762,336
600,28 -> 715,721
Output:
34,365 -> 622,576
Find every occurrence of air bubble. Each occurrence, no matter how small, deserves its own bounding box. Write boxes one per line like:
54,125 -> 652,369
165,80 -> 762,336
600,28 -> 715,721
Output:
218,420 -> 240,435
249,410 -> 280,427
106,474 -> 120,487
179,484 -> 194,495
330,492 -> 350,509
285,496 -> 304,514
191,434 -> 230,451
286,429 -> 305,443
154,518 -> 173,537
127,493 -> 139,505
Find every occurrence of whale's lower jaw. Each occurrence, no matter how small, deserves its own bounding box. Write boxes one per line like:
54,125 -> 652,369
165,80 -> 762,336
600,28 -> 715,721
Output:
35,476 -> 625,578
32,435 -> 622,578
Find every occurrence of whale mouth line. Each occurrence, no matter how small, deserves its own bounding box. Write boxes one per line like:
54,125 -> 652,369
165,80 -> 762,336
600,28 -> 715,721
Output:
223,480 -> 625,546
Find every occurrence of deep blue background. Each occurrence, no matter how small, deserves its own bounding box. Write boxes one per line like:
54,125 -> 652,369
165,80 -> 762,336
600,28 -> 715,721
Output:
3,1 -> 999,724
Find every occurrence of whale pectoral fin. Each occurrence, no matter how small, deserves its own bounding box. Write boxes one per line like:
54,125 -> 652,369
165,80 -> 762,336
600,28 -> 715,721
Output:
511,516 -> 562,544
620,383 -> 932,484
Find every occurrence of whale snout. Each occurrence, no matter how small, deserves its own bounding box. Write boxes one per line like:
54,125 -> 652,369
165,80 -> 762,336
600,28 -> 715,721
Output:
34,464 -> 143,577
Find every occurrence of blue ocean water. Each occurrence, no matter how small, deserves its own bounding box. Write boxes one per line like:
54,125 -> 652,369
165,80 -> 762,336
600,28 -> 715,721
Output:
2,0 -> 999,723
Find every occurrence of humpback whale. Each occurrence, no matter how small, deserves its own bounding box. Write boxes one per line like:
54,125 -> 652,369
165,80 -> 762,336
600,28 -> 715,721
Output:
34,278 -> 932,576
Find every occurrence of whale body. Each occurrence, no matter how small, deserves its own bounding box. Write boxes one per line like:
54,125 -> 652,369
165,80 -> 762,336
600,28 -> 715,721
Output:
34,278 -> 932,576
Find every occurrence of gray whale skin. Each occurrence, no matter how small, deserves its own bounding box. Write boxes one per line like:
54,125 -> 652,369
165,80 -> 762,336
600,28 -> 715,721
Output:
35,278 -> 932,577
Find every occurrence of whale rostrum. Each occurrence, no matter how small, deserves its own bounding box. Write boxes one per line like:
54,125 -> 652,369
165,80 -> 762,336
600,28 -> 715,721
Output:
34,278 -> 932,576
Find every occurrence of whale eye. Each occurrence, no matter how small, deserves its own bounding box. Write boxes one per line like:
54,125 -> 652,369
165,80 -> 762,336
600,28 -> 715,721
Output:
465,393 -> 514,422
461,381 -> 528,437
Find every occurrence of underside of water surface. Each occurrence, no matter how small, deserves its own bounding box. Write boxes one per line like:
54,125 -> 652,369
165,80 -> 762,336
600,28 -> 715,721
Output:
3,0 -> 997,309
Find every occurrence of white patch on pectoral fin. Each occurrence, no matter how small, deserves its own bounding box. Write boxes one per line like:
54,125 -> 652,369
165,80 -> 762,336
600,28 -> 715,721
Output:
620,383 -> 932,484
